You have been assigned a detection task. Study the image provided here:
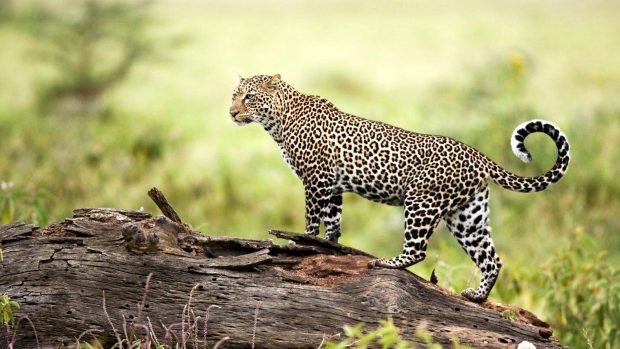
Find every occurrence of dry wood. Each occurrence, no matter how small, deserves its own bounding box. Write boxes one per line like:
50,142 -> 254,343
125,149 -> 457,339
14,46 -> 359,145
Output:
0,196 -> 565,348
147,187 -> 192,235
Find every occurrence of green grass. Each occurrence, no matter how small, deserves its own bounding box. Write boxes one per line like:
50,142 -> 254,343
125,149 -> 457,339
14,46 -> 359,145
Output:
1,1 -> 620,348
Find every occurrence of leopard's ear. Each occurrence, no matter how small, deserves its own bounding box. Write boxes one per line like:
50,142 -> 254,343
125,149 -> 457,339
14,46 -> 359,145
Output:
237,75 -> 243,84
263,74 -> 281,93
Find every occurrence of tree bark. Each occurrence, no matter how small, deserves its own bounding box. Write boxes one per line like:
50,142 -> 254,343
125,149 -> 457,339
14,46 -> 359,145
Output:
0,202 -> 564,348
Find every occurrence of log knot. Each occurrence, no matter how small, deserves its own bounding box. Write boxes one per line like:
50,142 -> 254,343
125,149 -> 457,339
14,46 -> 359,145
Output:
122,216 -> 183,255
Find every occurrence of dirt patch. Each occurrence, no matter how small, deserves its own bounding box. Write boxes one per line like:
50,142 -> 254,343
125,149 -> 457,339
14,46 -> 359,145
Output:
285,254 -> 373,287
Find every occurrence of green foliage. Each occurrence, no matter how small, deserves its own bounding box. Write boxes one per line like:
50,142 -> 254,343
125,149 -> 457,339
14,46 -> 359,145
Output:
325,318 -> 412,349
431,51 -> 530,113
324,318 -> 472,349
0,1 -> 12,23
541,229 -> 620,349
0,181 -> 48,226
0,294 -> 21,326
501,309 -> 517,322
16,0 -> 158,115
77,340 -> 104,349
0,110 -> 175,228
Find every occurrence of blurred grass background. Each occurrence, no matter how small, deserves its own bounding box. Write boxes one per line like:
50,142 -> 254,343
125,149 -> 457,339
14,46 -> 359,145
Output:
1,0 -> 619,347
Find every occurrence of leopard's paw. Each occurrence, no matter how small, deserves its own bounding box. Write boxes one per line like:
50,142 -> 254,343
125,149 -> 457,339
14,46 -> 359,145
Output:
368,259 -> 392,269
461,288 -> 487,303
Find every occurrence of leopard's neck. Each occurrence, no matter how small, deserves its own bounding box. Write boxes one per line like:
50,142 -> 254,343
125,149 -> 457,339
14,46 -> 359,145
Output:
260,115 -> 283,143
262,87 -> 340,147
261,85 -> 303,145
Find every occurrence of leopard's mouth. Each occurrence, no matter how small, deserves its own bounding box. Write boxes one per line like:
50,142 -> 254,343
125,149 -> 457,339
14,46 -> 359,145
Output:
232,113 -> 253,124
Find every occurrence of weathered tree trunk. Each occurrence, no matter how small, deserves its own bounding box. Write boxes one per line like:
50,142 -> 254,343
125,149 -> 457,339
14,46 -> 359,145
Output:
0,191 -> 564,349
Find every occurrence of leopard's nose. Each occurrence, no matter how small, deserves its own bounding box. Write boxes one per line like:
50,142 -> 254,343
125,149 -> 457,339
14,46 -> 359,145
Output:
229,107 -> 239,118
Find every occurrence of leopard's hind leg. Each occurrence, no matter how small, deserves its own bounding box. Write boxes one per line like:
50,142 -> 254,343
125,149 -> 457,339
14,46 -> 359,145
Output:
370,190 -> 443,269
445,188 -> 503,303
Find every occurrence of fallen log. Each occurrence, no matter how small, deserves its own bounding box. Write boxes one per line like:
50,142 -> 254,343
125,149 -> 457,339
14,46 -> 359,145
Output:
0,190 -> 564,348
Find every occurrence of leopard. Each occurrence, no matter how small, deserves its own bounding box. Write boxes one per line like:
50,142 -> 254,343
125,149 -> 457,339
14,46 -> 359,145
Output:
228,74 -> 570,302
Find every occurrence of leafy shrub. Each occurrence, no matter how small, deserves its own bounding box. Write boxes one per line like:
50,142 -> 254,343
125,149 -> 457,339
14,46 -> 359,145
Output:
542,228 -> 620,349
324,318 -> 412,349
324,317 -> 471,349
16,0 -> 159,115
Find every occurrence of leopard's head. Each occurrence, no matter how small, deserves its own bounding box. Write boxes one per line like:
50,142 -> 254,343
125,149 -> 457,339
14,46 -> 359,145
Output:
229,74 -> 283,126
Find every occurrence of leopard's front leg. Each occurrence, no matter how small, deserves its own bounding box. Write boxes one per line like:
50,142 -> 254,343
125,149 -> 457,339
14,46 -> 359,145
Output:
322,191 -> 343,242
303,180 -> 333,237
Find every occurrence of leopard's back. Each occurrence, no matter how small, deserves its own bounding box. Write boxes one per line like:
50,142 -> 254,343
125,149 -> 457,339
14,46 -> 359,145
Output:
281,100 -> 488,207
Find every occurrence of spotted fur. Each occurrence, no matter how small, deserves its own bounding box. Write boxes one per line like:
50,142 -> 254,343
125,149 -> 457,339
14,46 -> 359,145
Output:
229,74 -> 570,302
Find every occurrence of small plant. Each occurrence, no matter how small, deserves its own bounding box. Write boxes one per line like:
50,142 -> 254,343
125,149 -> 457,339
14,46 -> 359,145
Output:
501,309 -> 517,322
98,274 -> 232,349
324,317 -> 472,349
324,317 -> 413,349
415,325 -> 441,349
0,294 -> 20,326
1,294 -> 41,349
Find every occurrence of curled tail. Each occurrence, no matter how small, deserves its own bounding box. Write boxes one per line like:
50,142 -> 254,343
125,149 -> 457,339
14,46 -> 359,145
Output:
490,119 -> 570,192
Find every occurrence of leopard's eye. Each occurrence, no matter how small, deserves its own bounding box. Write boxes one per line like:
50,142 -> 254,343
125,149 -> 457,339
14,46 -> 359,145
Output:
243,93 -> 254,103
